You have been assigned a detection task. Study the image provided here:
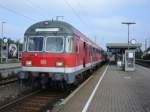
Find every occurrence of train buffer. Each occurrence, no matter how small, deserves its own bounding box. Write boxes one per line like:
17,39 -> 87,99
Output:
55,64 -> 150,112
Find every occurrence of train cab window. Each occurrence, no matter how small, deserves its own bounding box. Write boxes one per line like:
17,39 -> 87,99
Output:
66,37 -> 73,53
23,36 -> 27,51
46,37 -> 64,53
27,37 -> 43,52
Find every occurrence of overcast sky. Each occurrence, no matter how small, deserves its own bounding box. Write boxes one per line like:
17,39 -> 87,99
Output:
0,0 -> 150,49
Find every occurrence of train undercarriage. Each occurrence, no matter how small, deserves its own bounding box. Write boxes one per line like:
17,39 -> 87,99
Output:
19,63 -> 103,90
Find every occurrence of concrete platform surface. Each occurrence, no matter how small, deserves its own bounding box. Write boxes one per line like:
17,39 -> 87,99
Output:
58,65 -> 150,112
0,63 -> 21,69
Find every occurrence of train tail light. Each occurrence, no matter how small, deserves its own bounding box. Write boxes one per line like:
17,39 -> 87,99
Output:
56,61 -> 64,67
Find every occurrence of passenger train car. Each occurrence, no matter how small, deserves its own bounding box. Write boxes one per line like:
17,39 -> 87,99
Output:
21,20 -> 106,86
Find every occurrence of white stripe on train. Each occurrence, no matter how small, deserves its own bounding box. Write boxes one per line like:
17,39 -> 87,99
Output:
22,60 -> 102,73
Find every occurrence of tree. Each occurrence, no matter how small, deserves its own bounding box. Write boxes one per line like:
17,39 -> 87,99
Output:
135,47 -> 143,59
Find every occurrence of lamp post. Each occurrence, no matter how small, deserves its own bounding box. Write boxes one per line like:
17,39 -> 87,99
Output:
122,22 -> 136,50
0,21 -> 6,63
3,37 -> 8,62
17,39 -> 20,62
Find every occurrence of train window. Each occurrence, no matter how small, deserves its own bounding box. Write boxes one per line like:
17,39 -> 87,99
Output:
77,40 -> 79,53
66,37 -> 73,53
90,47 -> 93,56
46,37 -> 64,53
74,39 -> 79,54
93,48 -> 95,55
27,37 -> 43,52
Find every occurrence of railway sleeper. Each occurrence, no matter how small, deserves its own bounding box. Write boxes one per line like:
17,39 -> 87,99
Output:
27,99 -> 48,104
17,109 -> 36,112
34,96 -> 53,100
16,106 -> 40,111
18,103 -> 46,108
32,96 -> 55,100
5,106 -> 38,112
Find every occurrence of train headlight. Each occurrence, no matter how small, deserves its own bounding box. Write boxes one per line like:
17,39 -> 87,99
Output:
56,61 -> 64,67
26,60 -> 32,66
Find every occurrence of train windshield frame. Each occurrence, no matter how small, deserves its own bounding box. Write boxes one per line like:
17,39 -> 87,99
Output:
45,36 -> 64,53
65,36 -> 73,53
27,36 -> 44,52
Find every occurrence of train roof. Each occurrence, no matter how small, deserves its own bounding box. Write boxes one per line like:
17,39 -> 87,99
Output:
25,20 -> 102,50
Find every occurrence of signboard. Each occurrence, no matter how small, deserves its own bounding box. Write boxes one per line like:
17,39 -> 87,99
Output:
125,50 -> 135,71
128,52 -> 133,58
8,44 -> 18,59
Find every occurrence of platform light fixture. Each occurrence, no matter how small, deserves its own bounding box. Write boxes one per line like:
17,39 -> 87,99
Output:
122,22 -> 136,49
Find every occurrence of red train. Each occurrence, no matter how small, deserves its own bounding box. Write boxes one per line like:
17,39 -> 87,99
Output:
21,20 -> 106,87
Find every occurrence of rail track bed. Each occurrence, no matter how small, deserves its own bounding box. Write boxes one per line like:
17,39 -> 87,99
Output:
136,59 -> 150,68
0,89 -> 69,112
0,77 -> 18,86
0,63 -> 101,112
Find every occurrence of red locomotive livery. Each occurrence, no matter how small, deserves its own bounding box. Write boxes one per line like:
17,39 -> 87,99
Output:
21,20 -> 106,85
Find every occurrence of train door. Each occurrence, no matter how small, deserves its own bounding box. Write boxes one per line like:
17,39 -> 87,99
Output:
90,47 -> 93,67
83,42 -> 87,67
74,38 -> 79,67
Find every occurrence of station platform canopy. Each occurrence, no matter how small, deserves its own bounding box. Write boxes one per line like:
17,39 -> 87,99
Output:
106,43 -> 142,54
106,43 -> 141,49
106,43 -> 142,63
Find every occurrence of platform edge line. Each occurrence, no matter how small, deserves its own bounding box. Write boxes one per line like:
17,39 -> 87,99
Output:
82,65 -> 109,112
60,75 -> 94,105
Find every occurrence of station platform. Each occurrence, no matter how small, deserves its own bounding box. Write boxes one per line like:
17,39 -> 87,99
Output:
0,63 -> 21,69
57,64 -> 150,112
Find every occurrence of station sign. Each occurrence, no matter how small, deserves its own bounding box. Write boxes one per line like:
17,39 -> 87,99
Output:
8,44 -> 18,59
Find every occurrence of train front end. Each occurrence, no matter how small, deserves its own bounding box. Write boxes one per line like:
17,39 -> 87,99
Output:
21,21 -> 77,86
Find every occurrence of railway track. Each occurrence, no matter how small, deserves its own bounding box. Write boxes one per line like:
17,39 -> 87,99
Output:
0,63 -> 103,112
136,59 -> 150,68
0,89 -> 69,112
0,77 -> 18,86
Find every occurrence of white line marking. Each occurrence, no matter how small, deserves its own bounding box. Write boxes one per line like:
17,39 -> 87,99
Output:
61,75 -> 94,105
82,65 -> 109,112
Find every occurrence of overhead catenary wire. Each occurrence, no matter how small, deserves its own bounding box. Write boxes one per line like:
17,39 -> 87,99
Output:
24,0 -> 48,19
63,0 -> 98,44
63,0 -> 88,27
75,1 -> 99,41
26,0 -> 46,12
0,3 -> 37,21
76,2 -> 89,17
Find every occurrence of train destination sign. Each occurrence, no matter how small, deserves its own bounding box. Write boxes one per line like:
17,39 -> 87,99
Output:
35,28 -> 60,32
